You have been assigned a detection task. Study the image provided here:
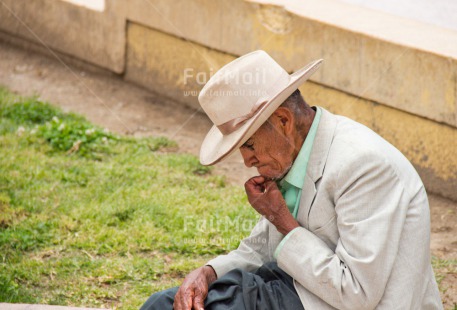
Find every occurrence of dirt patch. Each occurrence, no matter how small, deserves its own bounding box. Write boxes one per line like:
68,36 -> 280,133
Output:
0,41 -> 455,308
430,195 -> 457,260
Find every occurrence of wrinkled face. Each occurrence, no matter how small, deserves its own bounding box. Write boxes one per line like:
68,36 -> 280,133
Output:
239,118 -> 295,180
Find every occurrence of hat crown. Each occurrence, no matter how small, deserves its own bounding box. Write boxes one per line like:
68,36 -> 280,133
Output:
198,50 -> 289,126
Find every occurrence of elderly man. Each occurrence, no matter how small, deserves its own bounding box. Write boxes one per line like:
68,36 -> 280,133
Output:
141,51 -> 442,309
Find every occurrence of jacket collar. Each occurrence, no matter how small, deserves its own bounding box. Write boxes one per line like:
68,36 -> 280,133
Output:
307,107 -> 337,183
297,107 -> 338,227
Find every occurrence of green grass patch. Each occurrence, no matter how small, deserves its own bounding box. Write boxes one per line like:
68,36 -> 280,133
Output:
0,87 -> 257,308
432,256 -> 457,310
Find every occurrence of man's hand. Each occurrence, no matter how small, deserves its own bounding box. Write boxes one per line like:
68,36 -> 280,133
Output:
173,265 -> 217,310
245,176 -> 299,235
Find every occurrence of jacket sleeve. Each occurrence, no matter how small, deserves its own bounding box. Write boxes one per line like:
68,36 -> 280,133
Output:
206,216 -> 273,278
276,152 -> 412,310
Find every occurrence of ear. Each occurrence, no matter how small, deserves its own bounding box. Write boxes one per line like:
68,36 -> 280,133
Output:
272,107 -> 294,135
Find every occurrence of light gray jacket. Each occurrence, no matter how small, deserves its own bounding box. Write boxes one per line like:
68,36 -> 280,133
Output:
207,108 -> 442,309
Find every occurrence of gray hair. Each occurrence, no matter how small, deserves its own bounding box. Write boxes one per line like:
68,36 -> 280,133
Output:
262,89 -> 312,134
280,89 -> 313,135
280,89 -> 310,114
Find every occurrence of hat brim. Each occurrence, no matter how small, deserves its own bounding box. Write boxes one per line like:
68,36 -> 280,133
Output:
200,59 -> 323,166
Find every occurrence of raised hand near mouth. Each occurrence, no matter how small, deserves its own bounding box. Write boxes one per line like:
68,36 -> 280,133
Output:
244,176 -> 299,235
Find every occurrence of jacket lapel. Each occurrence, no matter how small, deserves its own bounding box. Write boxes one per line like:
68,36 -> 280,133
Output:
297,107 -> 337,229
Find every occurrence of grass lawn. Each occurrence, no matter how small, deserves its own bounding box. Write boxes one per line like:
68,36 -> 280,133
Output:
0,88 -> 258,308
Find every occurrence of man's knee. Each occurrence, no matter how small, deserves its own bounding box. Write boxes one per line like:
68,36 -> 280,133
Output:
140,286 -> 179,310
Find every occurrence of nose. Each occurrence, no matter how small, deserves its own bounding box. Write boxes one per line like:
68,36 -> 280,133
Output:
239,148 -> 258,168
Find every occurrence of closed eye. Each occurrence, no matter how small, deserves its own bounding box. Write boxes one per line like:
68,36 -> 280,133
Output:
242,140 -> 255,151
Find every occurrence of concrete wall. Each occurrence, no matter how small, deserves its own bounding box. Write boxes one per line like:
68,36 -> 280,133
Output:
0,0 -> 125,73
125,0 -> 457,127
0,0 -> 456,200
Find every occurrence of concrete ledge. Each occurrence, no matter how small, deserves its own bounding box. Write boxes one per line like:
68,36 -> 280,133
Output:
0,0 -> 125,73
0,30 -> 118,77
1,0 -> 455,125
125,23 -> 236,111
127,0 -> 457,127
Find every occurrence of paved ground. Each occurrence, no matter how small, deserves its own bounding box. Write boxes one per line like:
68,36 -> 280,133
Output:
0,40 -> 455,308
339,0 -> 457,31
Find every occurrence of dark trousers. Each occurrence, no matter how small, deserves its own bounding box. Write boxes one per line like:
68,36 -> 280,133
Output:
140,262 -> 304,310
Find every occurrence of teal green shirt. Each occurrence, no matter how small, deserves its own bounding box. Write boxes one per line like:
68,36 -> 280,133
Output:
278,107 -> 322,218
274,107 -> 321,258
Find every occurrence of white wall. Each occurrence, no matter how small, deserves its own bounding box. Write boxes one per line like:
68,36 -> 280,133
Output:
61,0 -> 105,11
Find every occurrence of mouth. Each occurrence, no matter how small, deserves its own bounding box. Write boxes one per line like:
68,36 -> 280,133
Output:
256,165 -> 291,181
256,166 -> 274,179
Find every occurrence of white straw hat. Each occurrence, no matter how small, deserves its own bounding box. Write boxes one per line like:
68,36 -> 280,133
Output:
198,50 -> 322,165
